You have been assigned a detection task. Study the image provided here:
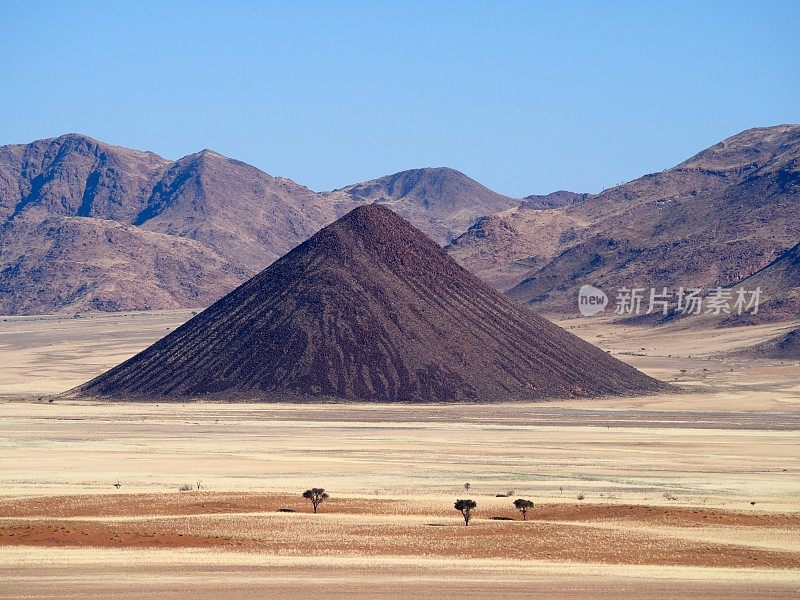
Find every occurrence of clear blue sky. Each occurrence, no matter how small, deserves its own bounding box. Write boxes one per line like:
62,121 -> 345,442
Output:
1,1 -> 798,196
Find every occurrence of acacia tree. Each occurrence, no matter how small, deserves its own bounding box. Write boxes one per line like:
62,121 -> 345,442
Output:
454,499 -> 477,526
302,488 -> 329,513
513,498 -> 534,520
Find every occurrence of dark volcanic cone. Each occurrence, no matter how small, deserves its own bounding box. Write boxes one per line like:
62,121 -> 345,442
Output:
73,205 -> 663,402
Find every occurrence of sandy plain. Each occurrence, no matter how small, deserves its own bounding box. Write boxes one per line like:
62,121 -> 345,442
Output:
0,310 -> 798,598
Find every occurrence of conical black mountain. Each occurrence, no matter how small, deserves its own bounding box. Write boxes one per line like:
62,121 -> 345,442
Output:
74,204 -> 663,401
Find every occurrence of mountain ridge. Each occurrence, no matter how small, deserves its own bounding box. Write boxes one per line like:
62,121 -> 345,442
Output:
450,124 -> 800,320
1,136 -> 515,314
2,126 -> 798,320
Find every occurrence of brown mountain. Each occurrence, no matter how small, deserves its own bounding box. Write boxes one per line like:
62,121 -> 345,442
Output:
754,328 -> 800,360
132,149 -> 339,267
0,216 -> 243,314
446,207 -> 586,290
73,205 -> 662,402
0,133 -> 169,224
1,137 -> 514,315
449,125 -> 800,320
5,127 -> 798,319
522,190 -> 589,210
732,242 -> 800,323
0,134 -> 338,314
323,167 -> 520,245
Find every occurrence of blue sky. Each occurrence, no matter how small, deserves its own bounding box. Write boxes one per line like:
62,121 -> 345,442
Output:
1,1 -> 798,196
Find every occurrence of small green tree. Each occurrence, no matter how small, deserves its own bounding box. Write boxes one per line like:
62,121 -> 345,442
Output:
513,498 -> 534,520
454,499 -> 477,526
302,488 -> 329,513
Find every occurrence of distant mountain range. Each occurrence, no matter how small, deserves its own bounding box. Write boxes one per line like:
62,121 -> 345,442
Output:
0,134 -> 516,314
1,126 -> 798,320
449,125 -> 799,321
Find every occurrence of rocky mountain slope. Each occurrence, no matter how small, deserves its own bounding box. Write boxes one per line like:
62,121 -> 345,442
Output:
445,207 -> 588,290
132,149 -> 338,268
0,135 -> 510,314
0,134 -> 169,224
733,243 -> 800,323
522,190 -> 589,210
0,217 -> 243,314
0,135 -> 338,313
3,127 -> 797,320
450,125 -> 799,320
73,205 -> 662,402
323,167 -> 520,245
747,327 -> 800,360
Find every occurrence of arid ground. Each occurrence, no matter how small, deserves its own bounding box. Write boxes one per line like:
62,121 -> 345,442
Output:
1,311 -> 799,598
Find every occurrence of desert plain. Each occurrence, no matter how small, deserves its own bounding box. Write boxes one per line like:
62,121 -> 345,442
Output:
0,311 -> 799,598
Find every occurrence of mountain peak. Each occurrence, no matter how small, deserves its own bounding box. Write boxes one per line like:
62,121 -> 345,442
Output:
334,202 -> 405,230
196,148 -> 226,159
33,133 -> 166,161
350,166 -> 492,196
73,206 -> 662,402
53,132 -> 101,145
177,148 -> 228,165
677,124 -> 800,172
325,166 -> 520,245
291,203 -> 443,275
386,166 -> 466,180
